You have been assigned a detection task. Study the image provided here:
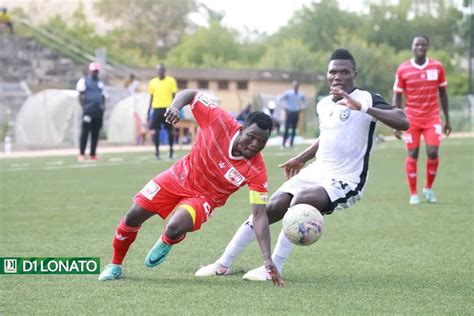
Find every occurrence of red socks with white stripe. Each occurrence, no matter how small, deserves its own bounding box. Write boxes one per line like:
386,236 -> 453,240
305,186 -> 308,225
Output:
425,158 -> 439,189
111,218 -> 141,265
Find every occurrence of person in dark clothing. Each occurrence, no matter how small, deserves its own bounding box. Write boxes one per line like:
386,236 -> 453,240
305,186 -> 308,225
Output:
278,81 -> 307,148
76,62 -> 106,161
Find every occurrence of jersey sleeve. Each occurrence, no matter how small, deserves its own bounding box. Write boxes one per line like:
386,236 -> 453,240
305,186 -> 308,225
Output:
438,64 -> 448,87
371,92 -> 394,110
170,77 -> 178,94
148,79 -> 155,95
190,92 -> 228,127
393,66 -> 405,93
247,162 -> 269,205
76,78 -> 86,92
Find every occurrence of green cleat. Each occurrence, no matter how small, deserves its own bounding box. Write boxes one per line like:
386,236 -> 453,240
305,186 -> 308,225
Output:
98,264 -> 122,281
409,194 -> 420,205
144,238 -> 172,268
423,188 -> 437,203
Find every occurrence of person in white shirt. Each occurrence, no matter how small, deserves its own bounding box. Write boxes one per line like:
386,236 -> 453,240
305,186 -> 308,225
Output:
195,48 -> 409,281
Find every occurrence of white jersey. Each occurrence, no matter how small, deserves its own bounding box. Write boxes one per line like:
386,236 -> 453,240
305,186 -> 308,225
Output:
301,88 -> 391,187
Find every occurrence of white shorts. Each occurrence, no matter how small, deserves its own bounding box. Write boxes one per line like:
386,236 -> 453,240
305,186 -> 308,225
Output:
276,170 -> 365,214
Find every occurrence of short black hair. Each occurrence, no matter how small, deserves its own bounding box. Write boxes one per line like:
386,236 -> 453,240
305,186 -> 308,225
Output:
243,111 -> 273,132
329,48 -> 356,70
413,35 -> 430,45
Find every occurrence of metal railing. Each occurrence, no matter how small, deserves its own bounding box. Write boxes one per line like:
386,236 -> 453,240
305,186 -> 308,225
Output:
17,19 -> 133,79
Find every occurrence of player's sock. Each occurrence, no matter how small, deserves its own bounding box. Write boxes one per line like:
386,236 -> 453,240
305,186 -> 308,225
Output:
217,216 -> 256,268
271,230 -> 294,273
405,156 -> 418,195
111,218 -> 141,265
425,157 -> 439,189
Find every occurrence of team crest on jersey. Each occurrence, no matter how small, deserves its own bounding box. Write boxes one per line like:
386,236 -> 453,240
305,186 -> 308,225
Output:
140,180 -> 160,200
339,108 -> 351,122
427,69 -> 438,81
224,167 -> 245,187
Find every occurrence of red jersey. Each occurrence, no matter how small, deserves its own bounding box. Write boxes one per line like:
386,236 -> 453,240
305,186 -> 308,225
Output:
168,92 -> 268,207
393,58 -> 447,123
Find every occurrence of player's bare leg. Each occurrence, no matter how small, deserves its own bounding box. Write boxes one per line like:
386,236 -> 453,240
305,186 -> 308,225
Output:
144,207 -> 193,268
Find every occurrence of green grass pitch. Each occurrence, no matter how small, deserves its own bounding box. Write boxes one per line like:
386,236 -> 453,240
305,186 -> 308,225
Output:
1,138 -> 472,314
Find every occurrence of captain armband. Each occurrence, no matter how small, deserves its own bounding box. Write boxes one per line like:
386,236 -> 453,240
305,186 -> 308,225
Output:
249,190 -> 268,205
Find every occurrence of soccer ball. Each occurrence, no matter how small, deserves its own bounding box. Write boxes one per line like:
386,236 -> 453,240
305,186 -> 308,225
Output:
282,204 -> 324,246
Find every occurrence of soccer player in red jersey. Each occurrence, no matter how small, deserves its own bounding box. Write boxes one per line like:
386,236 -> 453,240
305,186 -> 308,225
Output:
99,89 -> 284,286
393,35 -> 451,205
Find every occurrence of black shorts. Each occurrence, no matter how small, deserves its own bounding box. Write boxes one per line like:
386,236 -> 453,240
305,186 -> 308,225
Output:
150,108 -> 172,131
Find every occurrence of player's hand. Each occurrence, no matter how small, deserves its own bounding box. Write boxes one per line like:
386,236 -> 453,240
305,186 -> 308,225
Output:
264,260 -> 284,287
393,129 -> 402,140
444,122 -> 452,137
165,107 -> 180,125
330,87 -> 362,111
278,157 -> 305,179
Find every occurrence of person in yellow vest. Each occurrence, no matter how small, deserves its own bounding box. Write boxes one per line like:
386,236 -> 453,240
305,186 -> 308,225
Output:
0,8 -> 14,34
148,63 -> 178,159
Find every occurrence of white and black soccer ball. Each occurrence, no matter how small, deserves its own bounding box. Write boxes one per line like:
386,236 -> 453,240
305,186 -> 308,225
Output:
282,204 -> 324,246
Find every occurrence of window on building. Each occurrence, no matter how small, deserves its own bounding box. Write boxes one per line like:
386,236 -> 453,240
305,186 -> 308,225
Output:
218,80 -> 229,90
237,80 -> 248,90
177,80 -> 187,89
198,80 -> 209,89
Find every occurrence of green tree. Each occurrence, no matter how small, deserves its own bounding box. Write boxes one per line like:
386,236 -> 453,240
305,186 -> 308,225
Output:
165,22 -> 241,67
94,0 -> 198,58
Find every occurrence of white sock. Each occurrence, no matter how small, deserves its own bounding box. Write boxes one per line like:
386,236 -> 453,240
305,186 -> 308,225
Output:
217,215 -> 256,267
271,230 -> 294,273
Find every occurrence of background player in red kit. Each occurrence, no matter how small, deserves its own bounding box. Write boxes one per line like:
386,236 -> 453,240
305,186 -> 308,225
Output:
393,35 -> 451,205
99,89 -> 283,286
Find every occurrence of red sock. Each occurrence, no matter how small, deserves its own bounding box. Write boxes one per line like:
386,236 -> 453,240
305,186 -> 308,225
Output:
161,229 -> 186,245
405,157 -> 418,195
425,158 -> 439,189
111,218 -> 141,265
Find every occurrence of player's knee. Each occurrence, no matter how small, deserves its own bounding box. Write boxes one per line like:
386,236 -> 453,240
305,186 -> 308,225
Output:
426,148 -> 438,159
266,194 -> 291,223
408,148 -> 419,159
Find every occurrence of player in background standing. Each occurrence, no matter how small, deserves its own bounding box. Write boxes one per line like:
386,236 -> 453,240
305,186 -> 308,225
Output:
148,63 -> 178,159
99,89 -> 283,286
195,48 -> 409,281
393,35 -> 451,204
278,81 -> 307,148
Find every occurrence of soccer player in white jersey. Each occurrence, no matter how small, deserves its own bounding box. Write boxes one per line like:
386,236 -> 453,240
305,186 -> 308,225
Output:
195,48 -> 409,281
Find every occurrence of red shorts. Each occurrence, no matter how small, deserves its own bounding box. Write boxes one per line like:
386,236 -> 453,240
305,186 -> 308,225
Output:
403,118 -> 442,150
133,171 -> 216,231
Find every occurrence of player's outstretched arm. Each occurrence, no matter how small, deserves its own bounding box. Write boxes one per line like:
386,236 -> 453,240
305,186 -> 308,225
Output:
331,87 -> 409,131
164,89 -> 197,125
278,139 -> 319,179
251,204 -> 284,286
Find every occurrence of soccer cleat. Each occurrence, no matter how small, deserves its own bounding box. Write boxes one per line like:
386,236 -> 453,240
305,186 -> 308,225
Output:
422,188 -> 437,203
77,155 -> 85,162
144,239 -> 172,268
242,266 -> 272,281
409,194 -> 420,205
98,264 -> 122,281
90,155 -> 98,161
195,263 -> 231,277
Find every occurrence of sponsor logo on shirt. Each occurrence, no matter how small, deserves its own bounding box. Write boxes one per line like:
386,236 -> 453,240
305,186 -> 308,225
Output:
427,69 -> 438,81
198,94 -> 217,108
224,167 -> 245,187
140,180 -> 160,200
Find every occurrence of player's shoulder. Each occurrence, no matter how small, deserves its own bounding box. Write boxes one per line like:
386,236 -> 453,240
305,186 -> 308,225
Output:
397,60 -> 413,71
427,58 -> 445,68
353,88 -> 392,109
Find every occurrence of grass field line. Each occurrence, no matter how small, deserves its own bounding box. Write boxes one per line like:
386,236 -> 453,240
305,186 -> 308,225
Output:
1,132 -> 472,160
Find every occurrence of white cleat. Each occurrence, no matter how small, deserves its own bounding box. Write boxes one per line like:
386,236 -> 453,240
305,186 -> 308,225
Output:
242,265 -> 272,281
195,263 -> 231,277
